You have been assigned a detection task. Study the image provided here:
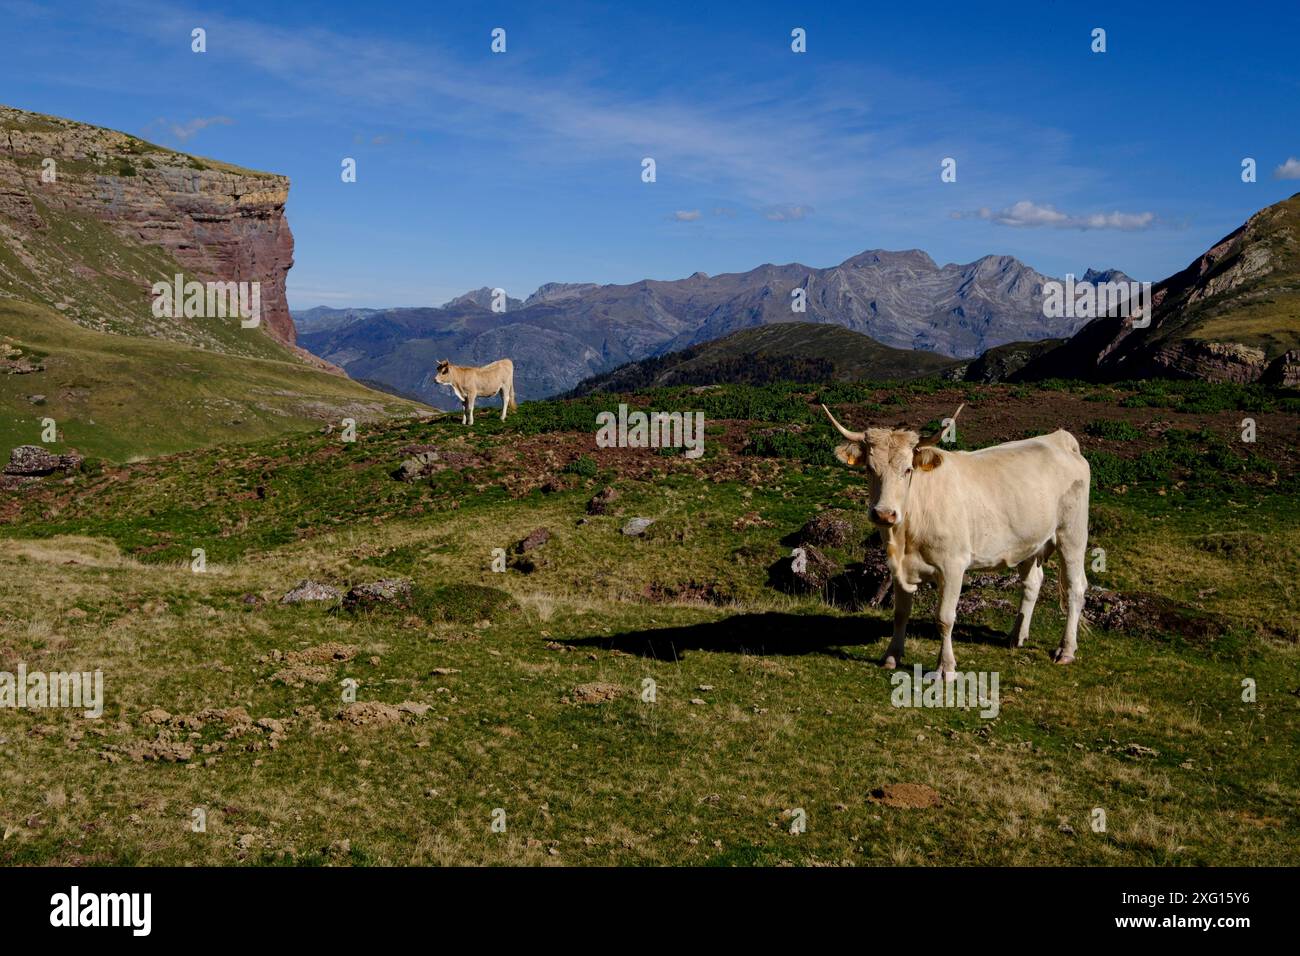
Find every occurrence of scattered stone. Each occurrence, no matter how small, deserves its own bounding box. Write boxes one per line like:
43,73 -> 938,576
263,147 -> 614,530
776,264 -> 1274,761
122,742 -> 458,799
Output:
586,486 -> 619,515
1124,742 -> 1161,759
392,450 -> 440,482
514,527 -> 551,553
336,701 -> 407,727
279,580 -> 342,604
621,517 -> 654,536
26,394 -> 45,405
689,698 -> 706,706
0,344 -> 44,374
868,783 -> 941,809
342,579 -> 413,611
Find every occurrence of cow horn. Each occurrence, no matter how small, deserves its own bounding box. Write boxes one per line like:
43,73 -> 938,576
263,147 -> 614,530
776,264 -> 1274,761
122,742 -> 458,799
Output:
821,404 -> 866,442
917,403 -> 964,447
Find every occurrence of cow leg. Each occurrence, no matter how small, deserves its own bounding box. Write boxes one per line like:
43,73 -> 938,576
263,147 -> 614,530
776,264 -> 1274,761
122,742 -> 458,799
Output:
1053,489 -> 1089,664
928,566 -> 963,681
500,387 -> 508,421
882,583 -> 912,669
1054,546 -> 1087,664
1009,557 -> 1044,648
467,393 -> 477,426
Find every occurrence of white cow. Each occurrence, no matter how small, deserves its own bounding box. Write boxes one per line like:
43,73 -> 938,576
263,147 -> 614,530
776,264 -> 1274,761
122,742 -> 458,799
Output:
823,403 -> 1090,677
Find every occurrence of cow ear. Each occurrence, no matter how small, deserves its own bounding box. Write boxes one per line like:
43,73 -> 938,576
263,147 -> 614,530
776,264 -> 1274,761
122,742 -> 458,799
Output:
834,442 -> 864,467
913,446 -> 943,471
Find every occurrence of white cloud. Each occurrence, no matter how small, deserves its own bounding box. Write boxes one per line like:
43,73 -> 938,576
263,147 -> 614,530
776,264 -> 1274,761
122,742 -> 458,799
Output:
1274,157 -> 1300,180
672,209 -> 702,221
953,200 -> 1156,231
762,204 -> 813,222
150,115 -> 234,142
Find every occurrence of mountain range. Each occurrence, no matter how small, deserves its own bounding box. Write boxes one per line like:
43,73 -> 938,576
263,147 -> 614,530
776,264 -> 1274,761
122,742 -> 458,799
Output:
294,257 -> 1130,404
296,191 -> 1300,397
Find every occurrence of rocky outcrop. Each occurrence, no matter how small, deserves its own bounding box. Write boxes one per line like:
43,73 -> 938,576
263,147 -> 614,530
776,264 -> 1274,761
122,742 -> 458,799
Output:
1262,349 -> 1300,387
1149,340 -> 1268,383
1,104 -> 296,349
4,444 -> 83,476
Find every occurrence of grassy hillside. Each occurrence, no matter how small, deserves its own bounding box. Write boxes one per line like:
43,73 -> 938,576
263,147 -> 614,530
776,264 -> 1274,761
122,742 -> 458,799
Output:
0,298 -> 426,461
1,379 -> 1296,865
569,323 -> 960,395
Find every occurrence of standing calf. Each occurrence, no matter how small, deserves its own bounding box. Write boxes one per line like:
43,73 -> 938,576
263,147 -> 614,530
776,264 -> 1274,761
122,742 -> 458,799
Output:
823,403 -> 1090,677
434,358 -> 517,425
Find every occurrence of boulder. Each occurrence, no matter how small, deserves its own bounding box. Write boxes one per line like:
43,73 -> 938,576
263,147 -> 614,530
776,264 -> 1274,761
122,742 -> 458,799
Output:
621,517 -> 654,536
342,579 -> 413,611
514,527 -> 551,553
392,450 -> 440,482
4,445 -> 83,477
280,580 -> 342,604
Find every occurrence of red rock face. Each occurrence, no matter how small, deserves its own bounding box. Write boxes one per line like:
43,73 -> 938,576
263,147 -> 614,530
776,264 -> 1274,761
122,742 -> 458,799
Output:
1,104 -> 297,349
98,167 -> 298,346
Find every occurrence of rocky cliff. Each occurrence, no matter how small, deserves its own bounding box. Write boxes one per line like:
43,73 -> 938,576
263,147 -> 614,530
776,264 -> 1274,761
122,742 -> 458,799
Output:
0,104 -> 297,351
1014,193 -> 1300,383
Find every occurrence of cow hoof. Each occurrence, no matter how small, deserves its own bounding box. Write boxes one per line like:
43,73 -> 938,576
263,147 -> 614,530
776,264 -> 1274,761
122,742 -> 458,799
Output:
1051,649 -> 1075,665
882,655 -> 900,670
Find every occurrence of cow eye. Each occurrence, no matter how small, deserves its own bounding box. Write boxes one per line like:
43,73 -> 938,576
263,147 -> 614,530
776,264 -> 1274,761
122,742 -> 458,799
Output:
904,466 -> 914,476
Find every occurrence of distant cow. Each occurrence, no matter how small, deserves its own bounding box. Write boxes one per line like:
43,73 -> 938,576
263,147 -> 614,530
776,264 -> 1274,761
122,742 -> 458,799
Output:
823,403 -> 1090,676
434,359 -> 517,425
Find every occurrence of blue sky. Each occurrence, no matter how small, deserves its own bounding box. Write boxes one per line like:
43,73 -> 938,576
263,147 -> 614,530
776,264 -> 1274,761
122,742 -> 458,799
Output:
3,0 -> 1298,308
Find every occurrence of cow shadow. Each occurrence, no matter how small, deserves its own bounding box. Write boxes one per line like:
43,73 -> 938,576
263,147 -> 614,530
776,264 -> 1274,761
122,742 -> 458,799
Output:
561,611 -> 1010,662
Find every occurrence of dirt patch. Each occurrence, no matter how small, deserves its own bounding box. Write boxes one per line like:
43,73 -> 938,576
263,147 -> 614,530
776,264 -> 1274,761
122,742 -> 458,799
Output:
643,580 -> 734,606
868,783 -> 941,809
566,682 -> 624,705
1086,587 -> 1223,640
335,702 -> 404,727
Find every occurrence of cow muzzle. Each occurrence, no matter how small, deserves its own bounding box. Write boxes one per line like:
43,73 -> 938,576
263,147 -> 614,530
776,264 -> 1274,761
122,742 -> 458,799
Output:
871,507 -> 898,526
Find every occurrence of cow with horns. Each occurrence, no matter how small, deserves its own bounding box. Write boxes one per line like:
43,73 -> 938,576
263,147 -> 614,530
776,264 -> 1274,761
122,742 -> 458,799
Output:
822,402 -> 1091,676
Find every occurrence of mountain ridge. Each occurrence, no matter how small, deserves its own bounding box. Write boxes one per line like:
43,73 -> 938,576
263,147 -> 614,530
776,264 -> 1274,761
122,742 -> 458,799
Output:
298,248 -> 1120,404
